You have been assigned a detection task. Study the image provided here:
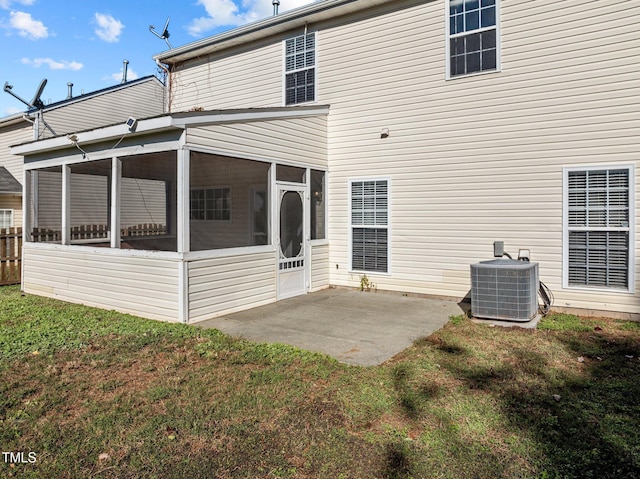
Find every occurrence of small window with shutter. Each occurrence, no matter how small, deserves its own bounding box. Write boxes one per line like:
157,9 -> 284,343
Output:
350,179 -> 389,273
284,33 -> 316,105
565,167 -> 633,290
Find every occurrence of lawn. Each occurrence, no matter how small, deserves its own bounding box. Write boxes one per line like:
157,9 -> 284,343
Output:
1,285 -> 639,478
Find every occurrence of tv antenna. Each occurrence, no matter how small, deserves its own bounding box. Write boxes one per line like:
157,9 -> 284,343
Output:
3,79 -> 56,137
150,17 -> 172,49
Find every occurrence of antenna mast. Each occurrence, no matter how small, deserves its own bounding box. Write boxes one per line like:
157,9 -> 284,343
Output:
3,79 -> 56,138
150,17 -> 172,49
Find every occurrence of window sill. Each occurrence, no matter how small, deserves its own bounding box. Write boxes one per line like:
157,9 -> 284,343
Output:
563,284 -> 634,295
446,68 -> 501,81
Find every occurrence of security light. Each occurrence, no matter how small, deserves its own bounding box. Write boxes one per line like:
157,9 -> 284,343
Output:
126,117 -> 138,132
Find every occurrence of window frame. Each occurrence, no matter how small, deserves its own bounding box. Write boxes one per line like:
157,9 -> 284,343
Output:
348,177 -> 391,275
282,31 -> 317,106
445,0 -> 501,80
0,209 -> 14,229
189,186 -> 232,222
562,165 -> 635,293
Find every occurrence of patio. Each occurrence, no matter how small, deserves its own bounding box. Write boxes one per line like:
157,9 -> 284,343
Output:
195,287 -> 463,366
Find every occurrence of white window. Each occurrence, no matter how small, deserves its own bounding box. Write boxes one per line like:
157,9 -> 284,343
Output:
284,33 -> 316,105
350,179 -> 388,273
447,0 -> 499,78
0,209 -> 13,229
564,166 -> 634,291
190,187 -> 231,221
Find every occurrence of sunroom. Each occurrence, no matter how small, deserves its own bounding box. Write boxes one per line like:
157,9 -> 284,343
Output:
12,107 -> 329,323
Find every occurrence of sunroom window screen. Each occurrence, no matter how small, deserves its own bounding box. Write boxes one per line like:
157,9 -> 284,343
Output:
351,180 -> 388,273
567,169 -> 630,288
285,33 -> 315,105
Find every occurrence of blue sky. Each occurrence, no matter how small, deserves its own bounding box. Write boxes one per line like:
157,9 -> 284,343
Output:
0,0 -> 316,117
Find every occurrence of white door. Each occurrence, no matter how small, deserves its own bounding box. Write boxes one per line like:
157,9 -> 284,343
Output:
277,185 -> 306,300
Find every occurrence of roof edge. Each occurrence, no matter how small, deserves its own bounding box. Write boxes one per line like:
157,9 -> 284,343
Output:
11,105 -> 329,156
155,0 -> 392,64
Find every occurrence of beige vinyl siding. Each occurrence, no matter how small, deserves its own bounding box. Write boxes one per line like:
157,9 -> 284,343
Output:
188,251 -> 277,322
36,171 -> 62,230
190,154 -> 269,250
171,0 -> 640,314
22,244 -> 180,322
186,116 -> 327,168
171,41 -> 282,112
0,120 -> 31,183
39,79 -> 165,138
35,172 -> 167,230
319,0 -> 640,315
157,0 -> 640,315
121,178 -> 167,227
310,242 -> 329,292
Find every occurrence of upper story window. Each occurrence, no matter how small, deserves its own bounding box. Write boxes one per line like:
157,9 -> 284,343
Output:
447,0 -> 499,78
284,33 -> 316,105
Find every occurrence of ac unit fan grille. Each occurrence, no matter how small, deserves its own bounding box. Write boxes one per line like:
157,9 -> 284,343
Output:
470,260 -> 539,321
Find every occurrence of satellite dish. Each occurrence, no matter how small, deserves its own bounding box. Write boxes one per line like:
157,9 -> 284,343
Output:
3,78 -> 48,110
150,17 -> 172,49
30,79 -> 47,110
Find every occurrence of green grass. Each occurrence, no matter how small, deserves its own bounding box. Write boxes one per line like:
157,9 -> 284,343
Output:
1,286 -> 639,478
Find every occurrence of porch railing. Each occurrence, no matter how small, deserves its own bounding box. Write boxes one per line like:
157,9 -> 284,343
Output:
31,224 -> 168,243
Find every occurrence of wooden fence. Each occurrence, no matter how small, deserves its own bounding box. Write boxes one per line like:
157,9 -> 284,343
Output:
0,227 -> 22,286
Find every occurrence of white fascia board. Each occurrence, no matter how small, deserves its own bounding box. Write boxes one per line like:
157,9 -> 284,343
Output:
172,106 -> 330,128
12,106 -> 329,156
11,116 -> 177,156
0,112 -> 28,128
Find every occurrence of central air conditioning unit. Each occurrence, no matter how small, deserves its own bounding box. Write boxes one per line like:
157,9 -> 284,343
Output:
470,259 -> 539,321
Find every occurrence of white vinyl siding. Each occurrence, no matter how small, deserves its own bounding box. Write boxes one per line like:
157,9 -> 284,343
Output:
284,33 -> 316,105
310,242 -> 330,291
22,244 -> 181,322
350,179 -> 389,273
564,166 -> 633,291
447,0 -> 499,78
188,250 -> 277,322
185,116 -> 327,169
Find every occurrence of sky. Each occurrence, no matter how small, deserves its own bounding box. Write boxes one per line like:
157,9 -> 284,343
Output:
0,0 -> 317,118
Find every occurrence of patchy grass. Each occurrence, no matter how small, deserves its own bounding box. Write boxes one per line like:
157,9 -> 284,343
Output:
1,286 -> 639,478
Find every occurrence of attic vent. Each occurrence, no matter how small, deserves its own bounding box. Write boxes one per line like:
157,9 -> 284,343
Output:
471,259 -> 539,321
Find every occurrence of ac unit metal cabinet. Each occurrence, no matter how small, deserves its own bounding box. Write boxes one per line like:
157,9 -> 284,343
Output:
470,259 -> 539,321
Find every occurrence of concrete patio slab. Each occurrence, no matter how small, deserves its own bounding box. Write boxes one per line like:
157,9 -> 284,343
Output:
195,288 -> 463,366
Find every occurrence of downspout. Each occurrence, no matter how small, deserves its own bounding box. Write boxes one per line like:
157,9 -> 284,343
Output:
21,114 -> 36,141
156,58 -> 172,113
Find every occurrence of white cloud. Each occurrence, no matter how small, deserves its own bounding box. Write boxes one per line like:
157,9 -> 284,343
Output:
94,13 -> 124,42
0,1 -> 36,10
4,106 -> 22,116
21,57 -> 84,71
188,0 -> 317,37
9,10 -> 48,39
109,67 -> 139,83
